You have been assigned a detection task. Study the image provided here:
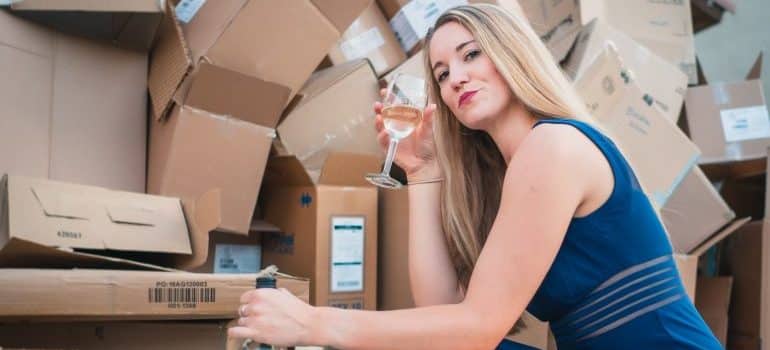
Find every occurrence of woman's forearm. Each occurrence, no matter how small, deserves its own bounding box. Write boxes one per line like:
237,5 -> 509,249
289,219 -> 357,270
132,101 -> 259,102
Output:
311,302 -> 500,350
407,181 -> 463,305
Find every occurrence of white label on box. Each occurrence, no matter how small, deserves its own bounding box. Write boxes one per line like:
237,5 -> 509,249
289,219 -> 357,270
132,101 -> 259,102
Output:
175,0 -> 206,24
331,216 -> 365,293
391,0 -> 467,51
340,28 -> 386,60
214,244 -> 261,274
720,105 -> 770,143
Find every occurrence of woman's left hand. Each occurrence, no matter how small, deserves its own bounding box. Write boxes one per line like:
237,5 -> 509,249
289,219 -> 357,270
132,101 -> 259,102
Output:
228,287 -> 319,347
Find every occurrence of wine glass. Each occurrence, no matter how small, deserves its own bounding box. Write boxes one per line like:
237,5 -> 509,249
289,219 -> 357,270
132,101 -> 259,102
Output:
365,73 -> 427,189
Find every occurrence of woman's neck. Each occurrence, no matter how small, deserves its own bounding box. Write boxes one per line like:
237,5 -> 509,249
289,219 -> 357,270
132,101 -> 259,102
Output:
484,102 -> 539,165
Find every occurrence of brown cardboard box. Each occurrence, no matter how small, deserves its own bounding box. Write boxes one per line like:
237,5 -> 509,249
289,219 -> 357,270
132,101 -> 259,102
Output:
277,59 -> 383,178
0,268 -> 309,321
673,217 -> 749,301
6,0 -> 163,51
261,153 -> 380,310
722,221 -> 763,349
377,188 -> 413,311
0,9 -> 147,193
0,174 -> 192,269
684,54 -> 769,165
148,62 -> 285,235
661,166 -> 737,254
148,0 -> 369,120
563,18 -> 688,123
0,321 -> 231,350
573,46 -> 699,208
691,0 -> 736,33
695,276 -> 733,347
388,0 -> 466,54
579,0 -> 697,84
328,1 -> 407,77
472,0 -> 575,37
542,3 -> 581,64
377,0 -> 411,19
190,221 -> 280,274
383,49 -> 426,84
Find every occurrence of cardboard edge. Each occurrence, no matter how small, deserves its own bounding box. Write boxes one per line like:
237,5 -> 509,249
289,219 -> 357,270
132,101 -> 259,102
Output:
173,189 -> 222,270
690,217 -> 752,256
0,174 -> 8,247
746,52 -> 763,80
148,0 -> 192,121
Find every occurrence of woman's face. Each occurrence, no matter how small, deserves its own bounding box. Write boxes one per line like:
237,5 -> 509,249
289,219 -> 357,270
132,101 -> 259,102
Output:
429,21 -> 514,130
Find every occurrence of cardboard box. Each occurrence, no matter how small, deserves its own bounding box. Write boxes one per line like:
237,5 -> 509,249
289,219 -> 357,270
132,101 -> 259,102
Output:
722,221 -> 763,348
191,221 -> 282,274
0,268 -> 309,321
0,9 -> 147,193
148,0 -> 369,120
377,188 -> 413,311
277,59 -> 383,178
542,3 -> 581,64
563,18 -> 688,123
261,153 -> 380,310
5,0 -> 163,51
673,217 -> 749,301
579,0 -> 697,84
684,54 -> 769,165
328,1 -> 407,77
573,46 -> 699,208
0,174 -> 192,269
472,0 -> 574,37
695,276 -> 733,347
389,0 -> 467,54
147,61 -> 285,235
383,49 -> 426,84
377,0 -> 411,19
661,166 -> 737,254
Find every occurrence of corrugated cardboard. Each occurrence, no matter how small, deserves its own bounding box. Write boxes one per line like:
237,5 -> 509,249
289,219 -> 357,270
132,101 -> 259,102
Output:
383,49 -> 426,84
673,217 -> 750,301
377,188 -> 413,311
389,0 -> 467,53
722,220 -> 763,348
684,54 -> 769,165
0,267 -> 309,321
542,2 -> 581,64
472,0 -> 574,37
563,18 -> 688,123
0,321 -> 231,350
328,1 -> 407,77
148,0 -> 370,120
695,276 -> 733,347
190,220 -> 282,274
0,9 -> 147,193
0,175 -> 191,268
661,166 -> 736,254
147,61 -> 286,235
377,0 -> 411,19
261,153 -> 380,310
277,59 -> 383,180
6,0 -> 162,51
579,0 -> 697,84
573,46 -> 700,208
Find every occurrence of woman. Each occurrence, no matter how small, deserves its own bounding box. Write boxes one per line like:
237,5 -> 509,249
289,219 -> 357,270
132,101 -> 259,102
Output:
229,4 -> 721,349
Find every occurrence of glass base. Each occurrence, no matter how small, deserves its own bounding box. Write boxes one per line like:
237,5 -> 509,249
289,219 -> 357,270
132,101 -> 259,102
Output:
365,173 -> 404,189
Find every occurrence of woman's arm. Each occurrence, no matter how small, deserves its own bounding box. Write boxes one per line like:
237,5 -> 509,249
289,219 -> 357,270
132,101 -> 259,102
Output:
407,168 -> 464,306
230,125 -> 593,349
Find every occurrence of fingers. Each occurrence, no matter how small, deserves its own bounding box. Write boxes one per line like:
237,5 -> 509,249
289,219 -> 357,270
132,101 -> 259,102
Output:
377,130 -> 390,150
373,101 -> 383,115
423,103 -> 437,126
375,113 -> 384,133
380,88 -> 386,99
228,326 -> 260,341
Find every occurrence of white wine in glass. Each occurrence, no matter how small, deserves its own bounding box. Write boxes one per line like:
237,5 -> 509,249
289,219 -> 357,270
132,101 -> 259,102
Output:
366,73 -> 427,189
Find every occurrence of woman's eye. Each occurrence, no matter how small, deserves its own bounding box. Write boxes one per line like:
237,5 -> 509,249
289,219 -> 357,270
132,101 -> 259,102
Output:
437,71 -> 449,82
464,49 -> 481,61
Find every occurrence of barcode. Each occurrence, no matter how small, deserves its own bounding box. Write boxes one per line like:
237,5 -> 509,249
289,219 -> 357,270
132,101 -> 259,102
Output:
148,287 -> 216,303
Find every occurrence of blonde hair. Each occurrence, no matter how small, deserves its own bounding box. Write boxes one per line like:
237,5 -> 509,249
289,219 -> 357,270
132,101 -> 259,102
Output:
423,3 -> 590,298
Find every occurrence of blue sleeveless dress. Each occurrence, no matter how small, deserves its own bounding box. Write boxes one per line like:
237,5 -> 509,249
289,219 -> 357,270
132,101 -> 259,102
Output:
497,118 -> 720,350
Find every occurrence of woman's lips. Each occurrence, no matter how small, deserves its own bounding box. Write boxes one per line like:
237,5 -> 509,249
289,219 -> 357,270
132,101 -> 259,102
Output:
459,90 -> 478,107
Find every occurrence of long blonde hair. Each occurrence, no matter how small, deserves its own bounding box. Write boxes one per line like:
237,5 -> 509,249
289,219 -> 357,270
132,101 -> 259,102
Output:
423,4 -> 590,293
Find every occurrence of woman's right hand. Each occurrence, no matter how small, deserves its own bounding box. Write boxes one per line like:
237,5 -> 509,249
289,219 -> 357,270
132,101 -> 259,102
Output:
374,89 -> 440,181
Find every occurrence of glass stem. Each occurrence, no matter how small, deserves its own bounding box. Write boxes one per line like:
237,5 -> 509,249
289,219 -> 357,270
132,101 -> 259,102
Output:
382,138 -> 400,176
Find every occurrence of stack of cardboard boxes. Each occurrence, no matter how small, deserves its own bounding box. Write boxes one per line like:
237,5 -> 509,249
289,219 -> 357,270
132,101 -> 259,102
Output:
0,0 -> 766,349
